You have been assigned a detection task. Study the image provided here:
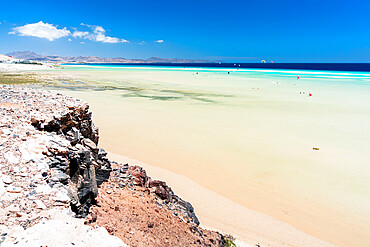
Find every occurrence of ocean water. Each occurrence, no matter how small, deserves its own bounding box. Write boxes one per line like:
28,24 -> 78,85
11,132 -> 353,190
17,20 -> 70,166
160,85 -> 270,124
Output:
64,62 -> 370,72
43,65 -> 370,246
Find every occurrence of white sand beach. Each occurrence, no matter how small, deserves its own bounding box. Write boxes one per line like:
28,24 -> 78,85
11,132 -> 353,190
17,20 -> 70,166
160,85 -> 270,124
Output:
0,56 -> 54,72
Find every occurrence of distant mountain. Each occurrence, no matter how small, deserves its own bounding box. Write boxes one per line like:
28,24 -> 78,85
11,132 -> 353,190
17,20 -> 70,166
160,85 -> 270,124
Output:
145,56 -> 210,63
6,51 -> 45,60
6,51 -> 211,64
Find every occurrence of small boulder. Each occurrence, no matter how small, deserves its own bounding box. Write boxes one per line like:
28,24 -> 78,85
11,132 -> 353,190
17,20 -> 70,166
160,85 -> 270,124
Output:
127,166 -> 148,187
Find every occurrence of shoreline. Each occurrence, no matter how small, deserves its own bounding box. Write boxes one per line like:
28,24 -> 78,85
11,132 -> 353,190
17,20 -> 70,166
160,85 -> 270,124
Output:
107,152 -> 337,247
2,65 -> 369,246
0,83 -> 335,246
58,66 -> 370,247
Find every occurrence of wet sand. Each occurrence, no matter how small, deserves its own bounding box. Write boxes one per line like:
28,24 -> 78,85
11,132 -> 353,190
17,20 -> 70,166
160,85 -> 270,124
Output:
36,66 -> 370,247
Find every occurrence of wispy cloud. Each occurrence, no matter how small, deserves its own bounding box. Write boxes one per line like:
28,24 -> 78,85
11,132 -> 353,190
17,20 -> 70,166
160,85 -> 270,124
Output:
154,40 -> 164,43
9,21 -> 70,41
73,24 -> 129,43
72,30 -> 90,38
139,41 -> 146,45
208,56 -> 257,60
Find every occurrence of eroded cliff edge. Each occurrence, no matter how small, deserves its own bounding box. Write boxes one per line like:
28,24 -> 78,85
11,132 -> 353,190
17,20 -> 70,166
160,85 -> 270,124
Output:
0,86 -> 229,246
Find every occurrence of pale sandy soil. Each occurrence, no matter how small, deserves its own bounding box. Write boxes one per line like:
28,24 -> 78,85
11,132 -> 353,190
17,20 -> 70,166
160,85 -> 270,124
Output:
0,63 -> 54,72
2,209 -> 126,247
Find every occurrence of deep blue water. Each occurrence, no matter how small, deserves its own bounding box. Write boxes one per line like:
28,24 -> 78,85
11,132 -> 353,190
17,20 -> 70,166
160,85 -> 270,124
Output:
65,63 -> 370,72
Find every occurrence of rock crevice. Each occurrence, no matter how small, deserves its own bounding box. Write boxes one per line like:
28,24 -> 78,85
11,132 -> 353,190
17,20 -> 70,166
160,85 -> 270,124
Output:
31,102 -> 111,217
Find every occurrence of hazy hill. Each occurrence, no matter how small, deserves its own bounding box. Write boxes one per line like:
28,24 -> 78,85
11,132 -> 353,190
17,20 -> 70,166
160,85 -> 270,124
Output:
6,51 -> 210,64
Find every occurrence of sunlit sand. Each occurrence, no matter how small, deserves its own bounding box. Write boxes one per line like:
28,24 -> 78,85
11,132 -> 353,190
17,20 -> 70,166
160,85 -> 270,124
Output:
39,65 -> 370,247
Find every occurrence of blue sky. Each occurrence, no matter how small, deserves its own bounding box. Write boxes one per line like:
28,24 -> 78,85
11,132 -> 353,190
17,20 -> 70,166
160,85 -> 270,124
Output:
0,0 -> 369,62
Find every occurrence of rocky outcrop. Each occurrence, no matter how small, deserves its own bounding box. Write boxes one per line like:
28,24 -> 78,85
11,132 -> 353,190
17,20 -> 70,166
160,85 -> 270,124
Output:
122,165 -> 200,226
30,98 -> 111,217
0,85 -> 229,246
0,85 -> 123,246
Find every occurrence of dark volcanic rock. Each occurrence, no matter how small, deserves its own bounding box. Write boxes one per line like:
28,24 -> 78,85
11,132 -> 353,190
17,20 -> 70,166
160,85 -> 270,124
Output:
148,180 -> 173,202
32,102 -> 111,217
32,105 -> 99,145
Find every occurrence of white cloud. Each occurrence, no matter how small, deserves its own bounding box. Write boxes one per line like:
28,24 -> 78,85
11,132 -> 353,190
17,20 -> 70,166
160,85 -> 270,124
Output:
80,42 -> 86,44
9,21 -> 70,41
139,41 -> 146,45
9,21 -> 129,44
72,31 -> 89,38
155,40 -> 164,43
73,24 -> 128,43
94,26 -> 105,33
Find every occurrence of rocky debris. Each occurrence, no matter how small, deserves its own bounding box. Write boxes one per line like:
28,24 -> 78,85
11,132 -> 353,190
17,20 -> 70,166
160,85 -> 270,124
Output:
124,165 -> 199,225
0,86 -> 111,244
87,162 -> 226,247
127,166 -> 148,187
1,209 -> 127,247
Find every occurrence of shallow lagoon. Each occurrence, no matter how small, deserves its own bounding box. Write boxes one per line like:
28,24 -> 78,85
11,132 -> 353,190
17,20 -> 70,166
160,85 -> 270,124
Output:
42,65 -> 370,246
